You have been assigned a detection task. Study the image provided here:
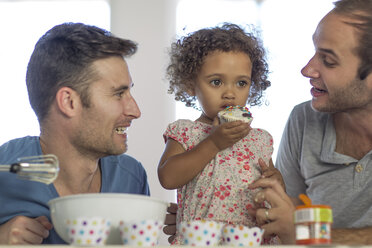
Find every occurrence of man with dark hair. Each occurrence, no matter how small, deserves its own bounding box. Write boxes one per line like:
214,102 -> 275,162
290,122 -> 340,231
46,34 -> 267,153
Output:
0,22 -> 149,244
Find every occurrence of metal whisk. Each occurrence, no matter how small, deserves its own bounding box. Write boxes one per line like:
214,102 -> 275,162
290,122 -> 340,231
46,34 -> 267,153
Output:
0,154 -> 59,184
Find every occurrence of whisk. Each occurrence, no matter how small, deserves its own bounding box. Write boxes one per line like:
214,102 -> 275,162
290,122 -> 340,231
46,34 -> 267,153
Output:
0,154 -> 59,184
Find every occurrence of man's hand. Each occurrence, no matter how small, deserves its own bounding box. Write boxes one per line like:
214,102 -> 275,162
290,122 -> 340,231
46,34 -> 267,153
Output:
248,177 -> 296,244
163,202 -> 177,244
0,216 -> 52,244
209,118 -> 251,151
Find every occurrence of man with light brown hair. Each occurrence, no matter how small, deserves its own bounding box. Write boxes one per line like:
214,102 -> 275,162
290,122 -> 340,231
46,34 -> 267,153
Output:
248,0 -> 372,244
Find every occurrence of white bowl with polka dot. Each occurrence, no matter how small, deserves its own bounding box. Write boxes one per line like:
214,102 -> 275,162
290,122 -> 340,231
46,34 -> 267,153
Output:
48,193 -> 169,244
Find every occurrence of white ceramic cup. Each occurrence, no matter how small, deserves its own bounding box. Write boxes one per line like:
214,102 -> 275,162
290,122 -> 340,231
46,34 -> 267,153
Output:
118,219 -> 163,246
179,220 -> 222,246
221,224 -> 264,246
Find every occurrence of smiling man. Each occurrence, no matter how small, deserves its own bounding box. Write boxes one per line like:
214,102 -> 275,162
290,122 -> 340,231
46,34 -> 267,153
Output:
0,23 -> 149,245
247,0 -> 372,245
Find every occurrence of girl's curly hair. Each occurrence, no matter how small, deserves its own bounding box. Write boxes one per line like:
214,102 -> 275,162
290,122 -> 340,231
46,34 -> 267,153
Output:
166,23 -> 271,109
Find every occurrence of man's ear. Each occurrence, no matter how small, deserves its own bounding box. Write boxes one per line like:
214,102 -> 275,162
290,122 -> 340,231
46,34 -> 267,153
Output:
55,87 -> 80,117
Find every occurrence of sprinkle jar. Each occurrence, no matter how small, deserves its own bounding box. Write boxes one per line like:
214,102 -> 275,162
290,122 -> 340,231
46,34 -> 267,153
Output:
294,204 -> 333,245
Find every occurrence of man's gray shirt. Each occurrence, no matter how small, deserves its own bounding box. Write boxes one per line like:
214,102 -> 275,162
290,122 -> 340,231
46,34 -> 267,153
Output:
276,100 -> 372,228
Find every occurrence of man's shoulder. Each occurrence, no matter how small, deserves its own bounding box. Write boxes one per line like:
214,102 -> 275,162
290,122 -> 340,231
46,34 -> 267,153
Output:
0,136 -> 39,146
291,100 -> 330,123
0,136 -> 40,163
103,153 -> 140,163
100,154 -> 149,194
101,154 -> 145,174
100,154 -> 147,184
292,100 -> 313,115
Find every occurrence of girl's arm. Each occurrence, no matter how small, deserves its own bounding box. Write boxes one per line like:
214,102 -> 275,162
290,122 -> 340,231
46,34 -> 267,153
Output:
158,120 -> 250,189
158,136 -> 219,189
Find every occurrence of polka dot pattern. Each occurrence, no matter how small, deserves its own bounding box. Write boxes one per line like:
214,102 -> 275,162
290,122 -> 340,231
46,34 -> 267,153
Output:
180,220 -> 222,246
65,217 -> 111,245
119,220 -> 163,246
179,220 -> 264,246
221,224 -> 263,246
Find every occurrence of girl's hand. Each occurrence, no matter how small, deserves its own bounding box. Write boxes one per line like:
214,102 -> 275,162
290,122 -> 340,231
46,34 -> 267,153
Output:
258,158 -> 285,191
163,202 -> 177,244
208,117 -> 251,151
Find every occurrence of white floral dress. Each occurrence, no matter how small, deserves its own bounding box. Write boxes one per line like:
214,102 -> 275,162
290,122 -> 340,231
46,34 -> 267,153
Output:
163,120 -> 278,244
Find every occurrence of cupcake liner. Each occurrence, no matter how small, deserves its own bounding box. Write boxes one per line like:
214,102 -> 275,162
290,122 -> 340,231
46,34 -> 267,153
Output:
218,106 -> 253,125
221,225 -> 264,246
119,219 -> 163,246
179,220 -> 222,246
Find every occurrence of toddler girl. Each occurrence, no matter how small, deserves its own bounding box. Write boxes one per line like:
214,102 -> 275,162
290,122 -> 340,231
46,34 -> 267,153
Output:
158,23 -> 280,244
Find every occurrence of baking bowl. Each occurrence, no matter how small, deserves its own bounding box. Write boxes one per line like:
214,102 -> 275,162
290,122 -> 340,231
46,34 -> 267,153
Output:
48,193 -> 169,244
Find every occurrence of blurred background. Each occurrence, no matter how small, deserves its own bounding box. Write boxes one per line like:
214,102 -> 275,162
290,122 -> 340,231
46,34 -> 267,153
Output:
0,0 -> 334,244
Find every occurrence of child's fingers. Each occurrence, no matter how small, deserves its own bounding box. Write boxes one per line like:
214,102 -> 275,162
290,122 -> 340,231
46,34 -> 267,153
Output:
259,159 -> 278,177
262,170 -> 275,178
259,158 -> 275,169
258,158 -> 271,177
223,120 -> 246,128
258,158 -> 269,171
212,116 -> 220,127
211,121 -> 251,149
257,158 -> 286,190
228,128 -> 251,142
223,121 -> 251,135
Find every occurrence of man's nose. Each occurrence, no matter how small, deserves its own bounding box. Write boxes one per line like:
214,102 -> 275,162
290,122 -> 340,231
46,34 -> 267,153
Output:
124,93 -> 141,119
301,56 -> 319,79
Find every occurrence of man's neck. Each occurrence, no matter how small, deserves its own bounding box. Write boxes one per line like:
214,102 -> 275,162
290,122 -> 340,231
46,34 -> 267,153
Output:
39,135 -> 102,196
53,157 -> 102,196
333,111 -> 372,160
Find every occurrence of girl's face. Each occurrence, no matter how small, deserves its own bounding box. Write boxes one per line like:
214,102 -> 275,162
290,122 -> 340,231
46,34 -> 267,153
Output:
193,51 -> 252,124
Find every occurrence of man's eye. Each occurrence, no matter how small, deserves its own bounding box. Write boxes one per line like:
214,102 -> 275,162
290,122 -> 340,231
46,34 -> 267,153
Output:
237,81 -> 248,87
321,55 -> 336,67
210,79 -> 222,86
115,91 -> 124,98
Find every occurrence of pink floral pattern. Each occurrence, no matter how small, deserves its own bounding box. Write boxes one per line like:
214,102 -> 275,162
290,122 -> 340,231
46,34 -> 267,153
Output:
163,120 -> 277,244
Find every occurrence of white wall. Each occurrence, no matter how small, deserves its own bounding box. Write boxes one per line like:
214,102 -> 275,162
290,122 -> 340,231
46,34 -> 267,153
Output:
110,0 -> 178,205
110,2 -> 179,244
